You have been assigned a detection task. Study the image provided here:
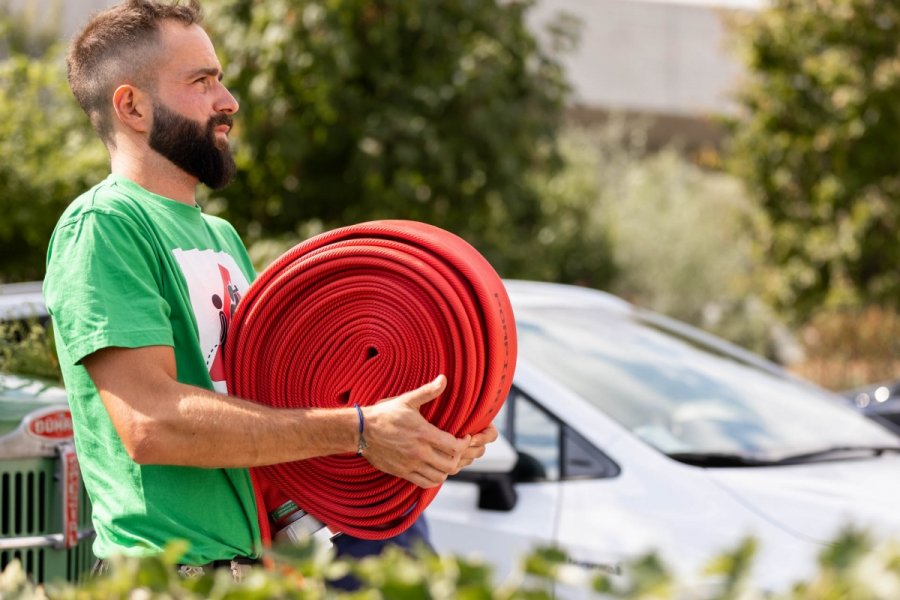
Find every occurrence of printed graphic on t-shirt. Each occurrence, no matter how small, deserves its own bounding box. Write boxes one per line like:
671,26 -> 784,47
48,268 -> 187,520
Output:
172,249 -> 250,393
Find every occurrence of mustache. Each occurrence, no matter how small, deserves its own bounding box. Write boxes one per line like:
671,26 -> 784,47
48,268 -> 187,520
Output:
208,113 -> 233,130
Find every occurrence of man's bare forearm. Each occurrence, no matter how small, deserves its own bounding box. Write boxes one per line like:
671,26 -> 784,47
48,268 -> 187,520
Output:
126,381 -> 360,467
83,345 -> 470,486
85,345 -> 358,466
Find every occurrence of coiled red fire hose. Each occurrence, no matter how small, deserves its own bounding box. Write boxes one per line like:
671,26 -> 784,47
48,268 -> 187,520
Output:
224,220 -> 516,540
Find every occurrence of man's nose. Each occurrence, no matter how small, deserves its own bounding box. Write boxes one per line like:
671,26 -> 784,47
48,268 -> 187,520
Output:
215,80 -> 239,115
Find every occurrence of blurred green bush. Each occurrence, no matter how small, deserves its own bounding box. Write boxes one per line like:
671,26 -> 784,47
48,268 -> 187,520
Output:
726,0 -> 900,324
2,528 -> 899,599
547,122 -> 790,361
0,7 -> 108,283
0,319 -> 61,383
7,0 -> 896,384
0,0 -> 589,287
202,0 -> 576,280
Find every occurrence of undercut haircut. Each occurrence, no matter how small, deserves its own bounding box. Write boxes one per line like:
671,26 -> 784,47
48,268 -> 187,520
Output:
66,0 -> 203,144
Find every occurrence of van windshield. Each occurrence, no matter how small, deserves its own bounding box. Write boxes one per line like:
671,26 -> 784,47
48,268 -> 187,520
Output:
514,306 -> 899,460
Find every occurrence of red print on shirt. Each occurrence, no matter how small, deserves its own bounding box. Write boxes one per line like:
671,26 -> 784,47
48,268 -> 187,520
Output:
208,264 -> 241,383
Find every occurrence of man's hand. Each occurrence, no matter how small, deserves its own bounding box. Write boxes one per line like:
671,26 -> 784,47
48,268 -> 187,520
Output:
363,375 -> 470,489
453,423 -> 499,474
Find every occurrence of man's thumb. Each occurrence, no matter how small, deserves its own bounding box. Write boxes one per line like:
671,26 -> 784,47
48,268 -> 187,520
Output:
407,374 -> 447,409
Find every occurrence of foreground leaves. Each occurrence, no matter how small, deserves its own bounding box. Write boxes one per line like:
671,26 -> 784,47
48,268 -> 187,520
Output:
2,529 -> 900,599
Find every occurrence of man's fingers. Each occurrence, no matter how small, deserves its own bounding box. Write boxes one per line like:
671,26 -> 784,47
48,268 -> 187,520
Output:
404,374 -> 447,409
428,433 -> 469,467
471,423 -> 499,445
445,426 -> 495,475
407,472 -> 443,489
411,460 -> 457,487
419,439 -> 465,473
364,376 -> 498,486
462,444 -> 487,461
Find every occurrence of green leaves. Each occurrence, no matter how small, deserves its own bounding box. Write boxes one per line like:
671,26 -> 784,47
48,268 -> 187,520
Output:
4,530 -> 900,599
727,0 -> 900,321
1,0 -> 573,285
202,0 -> 572,277
0,320 -> 62,383
0,13 -> 107,283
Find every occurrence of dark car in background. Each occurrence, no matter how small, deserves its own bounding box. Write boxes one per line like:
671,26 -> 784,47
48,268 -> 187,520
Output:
844,380 -> 900,435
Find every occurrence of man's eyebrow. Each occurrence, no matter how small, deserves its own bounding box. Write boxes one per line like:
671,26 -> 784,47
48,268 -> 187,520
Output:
186,67 -> 224,81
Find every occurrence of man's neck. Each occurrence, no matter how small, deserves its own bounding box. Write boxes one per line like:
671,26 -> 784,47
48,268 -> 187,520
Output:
110,147 -> 198,206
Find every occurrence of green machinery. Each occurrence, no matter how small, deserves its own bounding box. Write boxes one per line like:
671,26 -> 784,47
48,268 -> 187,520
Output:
0,374 -> 95,584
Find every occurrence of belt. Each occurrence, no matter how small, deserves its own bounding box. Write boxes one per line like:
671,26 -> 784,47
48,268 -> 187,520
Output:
190,556 -> 261,569
225,220 -> 517,541
177,556 -> 261,581
93,556 -> 261,582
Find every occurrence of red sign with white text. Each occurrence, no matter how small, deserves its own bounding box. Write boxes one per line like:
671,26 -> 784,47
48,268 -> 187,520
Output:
27,410 -> 73,440
61,446 -> 80,549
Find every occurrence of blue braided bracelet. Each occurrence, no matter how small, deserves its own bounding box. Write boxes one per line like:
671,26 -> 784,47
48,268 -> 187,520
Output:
354,404 -> 367,456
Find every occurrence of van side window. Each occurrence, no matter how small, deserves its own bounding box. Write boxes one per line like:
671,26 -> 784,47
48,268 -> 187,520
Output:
497,387 -> 620,482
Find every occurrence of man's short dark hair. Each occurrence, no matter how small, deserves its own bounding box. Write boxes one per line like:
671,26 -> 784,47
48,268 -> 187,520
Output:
66,0 -> 203,144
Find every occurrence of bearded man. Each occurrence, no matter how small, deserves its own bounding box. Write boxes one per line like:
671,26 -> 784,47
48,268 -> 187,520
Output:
44,0 -> 496,580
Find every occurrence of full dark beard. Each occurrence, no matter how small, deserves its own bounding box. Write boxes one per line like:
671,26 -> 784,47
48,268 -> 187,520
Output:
148,102 -> 236,190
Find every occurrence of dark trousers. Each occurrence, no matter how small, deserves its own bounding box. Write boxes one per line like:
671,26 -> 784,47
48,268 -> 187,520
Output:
331,514 -> 432,559
328,515 -> 432,590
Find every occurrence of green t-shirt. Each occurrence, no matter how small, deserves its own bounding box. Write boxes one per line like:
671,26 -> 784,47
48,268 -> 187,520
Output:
43,173 -> 261,563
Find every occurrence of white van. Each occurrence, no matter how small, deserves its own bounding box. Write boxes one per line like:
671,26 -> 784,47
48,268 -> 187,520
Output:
427,281 -> 900,595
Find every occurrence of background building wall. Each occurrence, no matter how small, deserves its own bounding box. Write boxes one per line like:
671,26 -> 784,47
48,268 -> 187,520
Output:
528,0 -> 763,148
529,0 -> 761,118
8,0 -> 114,39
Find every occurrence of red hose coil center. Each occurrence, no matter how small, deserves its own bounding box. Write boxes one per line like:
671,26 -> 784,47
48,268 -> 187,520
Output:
224,220 -> 517,539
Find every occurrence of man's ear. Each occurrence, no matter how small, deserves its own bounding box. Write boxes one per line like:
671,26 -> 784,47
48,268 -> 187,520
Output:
112,84 -> 152,134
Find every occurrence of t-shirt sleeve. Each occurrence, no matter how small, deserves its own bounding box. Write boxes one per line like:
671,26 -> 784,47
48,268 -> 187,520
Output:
45,210 -> 174,365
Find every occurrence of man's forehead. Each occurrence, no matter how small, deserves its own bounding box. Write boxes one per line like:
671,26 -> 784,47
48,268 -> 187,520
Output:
157,21 -> 222,76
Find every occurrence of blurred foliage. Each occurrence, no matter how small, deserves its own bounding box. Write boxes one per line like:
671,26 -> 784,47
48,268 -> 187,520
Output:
524,126 -> 617,289
0,119 -> 789,381
3,528 -> 900,599
0,6 -> 108,283
202,0 -> 575,278
0,0 -> 59,58
555,121 -> 791,361
0,319 -> 62,383
0,0 -> 577,286
726,0 -> 900,323
791,305 -> 900,390
5,0 -> 876,378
